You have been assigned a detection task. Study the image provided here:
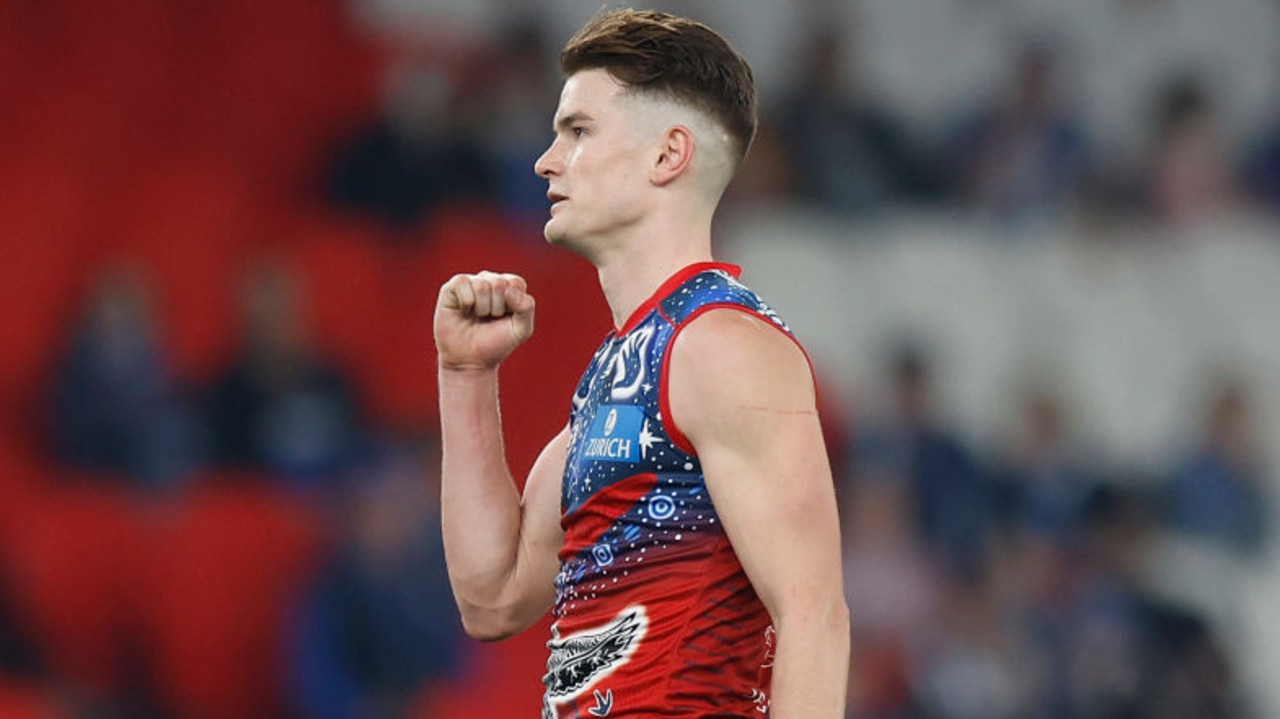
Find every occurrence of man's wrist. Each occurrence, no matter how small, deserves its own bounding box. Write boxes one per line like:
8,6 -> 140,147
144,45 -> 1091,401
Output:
438,361 -> 501,378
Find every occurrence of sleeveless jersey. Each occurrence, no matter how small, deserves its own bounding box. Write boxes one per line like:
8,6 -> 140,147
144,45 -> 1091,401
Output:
542,262 -> 802,719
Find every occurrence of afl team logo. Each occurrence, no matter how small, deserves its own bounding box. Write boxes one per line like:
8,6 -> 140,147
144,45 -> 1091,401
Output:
603,408 -> 618,437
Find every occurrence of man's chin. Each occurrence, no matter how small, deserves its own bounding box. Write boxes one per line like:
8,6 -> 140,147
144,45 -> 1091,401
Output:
543,224 -> 597,261
543,220 -> 571,247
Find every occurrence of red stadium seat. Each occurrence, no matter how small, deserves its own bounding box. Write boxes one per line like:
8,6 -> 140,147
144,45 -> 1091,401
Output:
104,158 -> 262,382
0,441 -> 53,541
167,0 -> 361,190
282,213 -> 391,404
2,482 -> 151,703
0,679 -> 60,719
0,148 -> 98,443
365,207 -> 537,428
51,0 -> 178,170
141,482 -> 325,719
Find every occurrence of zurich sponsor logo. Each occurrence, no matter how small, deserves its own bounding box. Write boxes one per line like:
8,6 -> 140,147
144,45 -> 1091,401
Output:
583,405 -> 644,463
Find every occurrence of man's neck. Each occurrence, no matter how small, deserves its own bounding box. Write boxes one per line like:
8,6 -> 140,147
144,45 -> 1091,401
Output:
593,223 -> 713,331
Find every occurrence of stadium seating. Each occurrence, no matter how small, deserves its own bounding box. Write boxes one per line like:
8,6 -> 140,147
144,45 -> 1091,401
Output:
3,480 -> 150,703
140,479 -> 325,719
0,680 -> 60,719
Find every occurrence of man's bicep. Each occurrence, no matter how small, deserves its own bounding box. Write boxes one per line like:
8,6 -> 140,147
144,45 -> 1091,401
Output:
698,412 -> 843,620
513,425 -> 569,616
668,312 -> 843,620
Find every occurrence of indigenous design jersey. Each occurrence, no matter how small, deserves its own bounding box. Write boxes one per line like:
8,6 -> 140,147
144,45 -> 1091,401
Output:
543,263 -> 799,719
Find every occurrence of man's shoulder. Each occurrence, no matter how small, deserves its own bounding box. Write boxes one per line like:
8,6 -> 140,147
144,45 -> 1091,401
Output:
666,306 -> 814,431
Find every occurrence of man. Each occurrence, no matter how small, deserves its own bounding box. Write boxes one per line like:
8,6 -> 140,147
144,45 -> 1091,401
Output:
434,9 -> 848,718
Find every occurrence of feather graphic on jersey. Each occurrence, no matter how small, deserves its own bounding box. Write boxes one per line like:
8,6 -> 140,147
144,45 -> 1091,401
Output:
604,326 -> 654,400
544,606 -> 648,701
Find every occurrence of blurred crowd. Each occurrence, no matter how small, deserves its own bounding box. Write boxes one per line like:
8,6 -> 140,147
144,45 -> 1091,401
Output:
320,11 -> 1280,237
834,342 -> 1269,719
0,1 -> 1276,718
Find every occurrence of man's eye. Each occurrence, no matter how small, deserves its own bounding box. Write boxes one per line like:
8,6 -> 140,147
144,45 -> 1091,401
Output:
572,127 -> 585,137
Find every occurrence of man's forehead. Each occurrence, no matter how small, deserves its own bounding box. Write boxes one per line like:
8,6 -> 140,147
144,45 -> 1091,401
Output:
554,69 -> 625,117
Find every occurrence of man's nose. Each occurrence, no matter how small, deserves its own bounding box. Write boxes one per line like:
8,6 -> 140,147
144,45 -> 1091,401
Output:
535,141 -> 560,178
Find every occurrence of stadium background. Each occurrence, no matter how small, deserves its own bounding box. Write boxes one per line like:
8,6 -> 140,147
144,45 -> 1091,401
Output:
0,0 -> 1277,717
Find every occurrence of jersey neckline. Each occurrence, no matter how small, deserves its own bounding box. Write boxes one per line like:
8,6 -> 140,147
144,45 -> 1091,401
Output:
614,261 -> 742,336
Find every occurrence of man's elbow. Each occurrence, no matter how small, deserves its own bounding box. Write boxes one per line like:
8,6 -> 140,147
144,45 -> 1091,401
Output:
461,617 -> 519,642
830,597 -> 850,637
777,591 -> 849,639
457,602 -> 535,642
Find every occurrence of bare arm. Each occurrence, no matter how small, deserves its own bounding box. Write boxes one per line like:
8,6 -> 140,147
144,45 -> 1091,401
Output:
435,272 -> 565,641
669,309 -> 849,718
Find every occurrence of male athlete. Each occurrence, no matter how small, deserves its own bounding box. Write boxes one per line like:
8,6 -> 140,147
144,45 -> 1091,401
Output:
434,9 -> 848,717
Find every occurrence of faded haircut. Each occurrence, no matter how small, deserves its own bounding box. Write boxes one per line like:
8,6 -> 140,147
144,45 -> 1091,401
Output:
560,8 -> 758,171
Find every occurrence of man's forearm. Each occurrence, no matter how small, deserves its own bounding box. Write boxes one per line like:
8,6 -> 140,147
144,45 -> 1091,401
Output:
767,600 -> 850,718
438,368 -> 525,610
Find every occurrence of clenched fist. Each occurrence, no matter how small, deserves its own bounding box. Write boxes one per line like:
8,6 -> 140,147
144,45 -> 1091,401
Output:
435,271 -> 536,372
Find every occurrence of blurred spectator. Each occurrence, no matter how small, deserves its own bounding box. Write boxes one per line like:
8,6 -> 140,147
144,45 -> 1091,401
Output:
478,19 -> 559,222
911,570 -> 1033,719
841,473 -> 941,718
1163,378 -> 1271,557
722,117 -> 795,207
0,577 -> 44,678
946,40 -> 1090,222
1243,106 -> 1280,212
992,385 -> 1102,547
1143,612 -> 1241,719
324,60 -> 495,230
981,488 -> 1146,719
1072,487 -> 1239,719
205,259 -> 365,488
854,341 -> 992,576
773,23 -> 937,215
286,434 -> 462,719
1060,488 -> 1153,719
1143,75 -> 1237,227
48,260 -> 201,488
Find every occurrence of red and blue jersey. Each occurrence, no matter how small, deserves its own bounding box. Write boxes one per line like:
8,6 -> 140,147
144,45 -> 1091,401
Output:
542,263 -> 798,718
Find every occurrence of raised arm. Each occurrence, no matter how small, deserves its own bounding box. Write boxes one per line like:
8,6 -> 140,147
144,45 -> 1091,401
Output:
435,271 -> 566,641
668,308 -> 849,718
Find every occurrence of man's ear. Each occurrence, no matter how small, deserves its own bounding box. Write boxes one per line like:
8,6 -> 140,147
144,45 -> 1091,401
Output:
651,125 -> 695,186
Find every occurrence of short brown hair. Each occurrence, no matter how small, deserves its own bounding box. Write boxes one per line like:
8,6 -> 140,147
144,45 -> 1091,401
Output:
561,8 -> 757,168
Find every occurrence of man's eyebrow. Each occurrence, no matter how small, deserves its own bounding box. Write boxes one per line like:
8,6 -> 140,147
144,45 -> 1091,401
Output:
554,112 -> 593,131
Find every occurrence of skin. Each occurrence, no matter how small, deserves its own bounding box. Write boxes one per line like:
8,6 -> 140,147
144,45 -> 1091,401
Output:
435,67 -> 848,717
